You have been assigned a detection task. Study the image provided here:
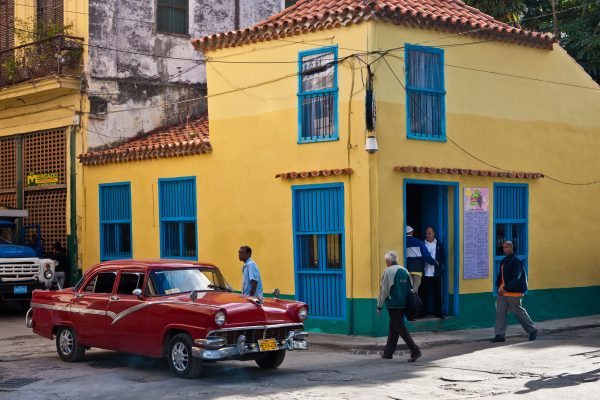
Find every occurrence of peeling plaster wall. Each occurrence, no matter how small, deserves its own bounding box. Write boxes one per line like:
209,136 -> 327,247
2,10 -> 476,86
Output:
86,0 -> 282,149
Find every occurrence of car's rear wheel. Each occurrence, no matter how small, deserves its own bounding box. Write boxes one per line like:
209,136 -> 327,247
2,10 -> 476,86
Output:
168,333 -> 202,378
56,326 -> 85,362
255,349 -> 286,369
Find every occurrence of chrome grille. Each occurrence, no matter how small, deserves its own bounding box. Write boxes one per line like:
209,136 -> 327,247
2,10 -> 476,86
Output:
209,324 -> 304,346
0,263 -> 39,276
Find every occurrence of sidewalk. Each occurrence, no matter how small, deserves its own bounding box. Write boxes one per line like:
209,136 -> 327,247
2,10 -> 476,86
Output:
309,314 -> 600,353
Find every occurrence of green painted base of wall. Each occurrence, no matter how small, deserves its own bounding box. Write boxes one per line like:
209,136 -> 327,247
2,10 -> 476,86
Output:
300,286 -> 600,336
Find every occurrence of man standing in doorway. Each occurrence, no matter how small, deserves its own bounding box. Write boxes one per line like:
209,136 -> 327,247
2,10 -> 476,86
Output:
377,251 -> 421,362
491,241 -> 537,342
420,227 -> 445,318
405,226 -> 437,296
239,245 -> 263,302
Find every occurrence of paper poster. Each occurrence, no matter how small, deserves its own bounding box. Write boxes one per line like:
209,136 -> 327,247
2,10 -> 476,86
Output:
463,188 -> 489,279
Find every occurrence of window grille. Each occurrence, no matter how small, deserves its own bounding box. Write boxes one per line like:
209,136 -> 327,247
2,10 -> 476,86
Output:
159,177 -> 197,259
157,0 -> 188,35
405,45 -> 446,140
298,47 -> 338,142
99,183 -> 132,261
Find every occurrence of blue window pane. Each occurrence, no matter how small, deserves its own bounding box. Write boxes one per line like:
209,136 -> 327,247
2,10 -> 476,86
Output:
406,46 -> 445,140
100,184 -> 132,260
159,178 -> 197,260
162,222 -> 181,257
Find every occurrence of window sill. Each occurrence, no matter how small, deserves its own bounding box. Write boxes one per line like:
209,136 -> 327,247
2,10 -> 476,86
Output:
297,137 -> 339,144
407,134 -> 447,142
156,31 -> 191,39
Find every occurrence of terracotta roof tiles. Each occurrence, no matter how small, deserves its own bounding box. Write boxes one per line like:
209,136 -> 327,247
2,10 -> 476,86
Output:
276,168 -> 353,179
394,165 -> 544,179
192,0 -> 554,52
79,115 -> 211,166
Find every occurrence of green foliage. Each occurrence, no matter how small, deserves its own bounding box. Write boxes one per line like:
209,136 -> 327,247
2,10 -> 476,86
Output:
465,0 -> 600,83
14,17 -> 74,43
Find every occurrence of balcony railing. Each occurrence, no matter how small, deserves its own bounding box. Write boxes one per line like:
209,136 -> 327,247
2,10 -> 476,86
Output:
0,35 -> 84,88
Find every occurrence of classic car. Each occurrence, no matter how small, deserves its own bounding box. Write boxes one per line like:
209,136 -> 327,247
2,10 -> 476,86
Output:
26,260 -> 309,378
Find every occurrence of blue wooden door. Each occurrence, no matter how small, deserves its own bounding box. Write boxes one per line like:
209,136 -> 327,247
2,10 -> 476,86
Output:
293,184 -> 345,319
493,184 -> 528,293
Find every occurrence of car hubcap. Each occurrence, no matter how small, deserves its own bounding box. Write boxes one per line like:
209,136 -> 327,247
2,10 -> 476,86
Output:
59,330 -> 73,355
171,342 -> 189,372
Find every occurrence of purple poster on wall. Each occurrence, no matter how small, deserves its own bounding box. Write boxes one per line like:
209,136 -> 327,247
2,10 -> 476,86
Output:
463,188 -> 489,279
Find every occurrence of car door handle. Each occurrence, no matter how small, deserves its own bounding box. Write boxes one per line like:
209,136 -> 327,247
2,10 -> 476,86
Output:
75,294 -> 83,299
110,296 -> 119,301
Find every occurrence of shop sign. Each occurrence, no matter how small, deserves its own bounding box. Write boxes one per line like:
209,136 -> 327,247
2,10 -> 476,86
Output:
27,172 -> 59,187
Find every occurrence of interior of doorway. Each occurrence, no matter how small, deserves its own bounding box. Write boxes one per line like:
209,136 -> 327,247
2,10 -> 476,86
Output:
405,182 -> 455,317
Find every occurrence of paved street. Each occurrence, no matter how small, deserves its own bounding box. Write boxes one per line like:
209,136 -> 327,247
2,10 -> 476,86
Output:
0,304 -> 598,400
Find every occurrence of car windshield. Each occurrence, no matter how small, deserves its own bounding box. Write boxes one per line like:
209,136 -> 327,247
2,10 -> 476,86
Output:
0,225 -> 15,244
147,268 -> 231,296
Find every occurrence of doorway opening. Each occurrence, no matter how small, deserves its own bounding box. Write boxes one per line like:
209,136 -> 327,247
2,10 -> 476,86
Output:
404,180 -> 459,317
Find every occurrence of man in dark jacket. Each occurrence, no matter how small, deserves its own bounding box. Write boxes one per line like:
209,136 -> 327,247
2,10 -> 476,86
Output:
377,251 -> 421,362
419,227 -> 445,318
405,226 -> 437,294
491,241 -> 537,342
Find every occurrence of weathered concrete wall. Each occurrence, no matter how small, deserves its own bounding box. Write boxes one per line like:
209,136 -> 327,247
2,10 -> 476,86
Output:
86,0 -> 282,149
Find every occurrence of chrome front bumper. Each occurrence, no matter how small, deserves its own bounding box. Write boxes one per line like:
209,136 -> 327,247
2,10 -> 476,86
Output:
191,330 -> 309,361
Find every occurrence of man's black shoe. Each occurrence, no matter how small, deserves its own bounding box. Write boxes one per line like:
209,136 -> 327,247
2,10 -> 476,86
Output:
408,351 -> 422,362
528,330 -> 538,341
490,335 -> 506,343
381,354 -> 393,359
435,314 -> 445,320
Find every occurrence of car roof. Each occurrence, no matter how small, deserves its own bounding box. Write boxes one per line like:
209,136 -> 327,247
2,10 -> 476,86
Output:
86,259 -> 218,275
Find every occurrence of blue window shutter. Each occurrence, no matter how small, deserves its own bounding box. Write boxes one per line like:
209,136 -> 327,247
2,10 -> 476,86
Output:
99,183 -> 132,261
405,44 -> 446,141
297,46 -> 339,143
293,184 -> 345,319
159,177 -> 197,260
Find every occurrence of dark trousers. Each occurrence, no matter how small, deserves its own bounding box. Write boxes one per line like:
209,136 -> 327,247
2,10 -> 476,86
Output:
384,308 -> 420,357
419,276 -> 443,317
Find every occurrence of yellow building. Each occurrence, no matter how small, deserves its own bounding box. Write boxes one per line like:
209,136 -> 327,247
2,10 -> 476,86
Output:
80,0 -> 600,334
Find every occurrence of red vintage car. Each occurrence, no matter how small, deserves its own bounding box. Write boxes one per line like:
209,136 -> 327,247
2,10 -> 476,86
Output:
26,260 -> 309,378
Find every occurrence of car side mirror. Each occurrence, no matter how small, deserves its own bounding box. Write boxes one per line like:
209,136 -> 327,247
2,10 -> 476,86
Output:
272,288 -> 280,299
132,288 -> 143,298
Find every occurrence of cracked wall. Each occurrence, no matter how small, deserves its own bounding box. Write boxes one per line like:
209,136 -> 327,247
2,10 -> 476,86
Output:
87,0 -> 282,149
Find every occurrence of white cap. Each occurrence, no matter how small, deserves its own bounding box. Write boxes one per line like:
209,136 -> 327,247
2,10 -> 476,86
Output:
406,226 -> 414,234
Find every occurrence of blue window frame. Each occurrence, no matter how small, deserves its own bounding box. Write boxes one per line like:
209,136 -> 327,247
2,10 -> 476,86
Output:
493,183 -> 529,293
405,44 -> 446,141
158,177 -> 197,260
292,183 -> 346,319
99,183 -> 132,261
297,46 -> 339,143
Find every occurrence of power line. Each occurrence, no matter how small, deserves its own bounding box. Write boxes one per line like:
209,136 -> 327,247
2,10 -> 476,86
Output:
381,55 -> 599,186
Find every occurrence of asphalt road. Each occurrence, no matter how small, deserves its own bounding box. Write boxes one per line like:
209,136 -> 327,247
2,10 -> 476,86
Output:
1,303 -> 599,400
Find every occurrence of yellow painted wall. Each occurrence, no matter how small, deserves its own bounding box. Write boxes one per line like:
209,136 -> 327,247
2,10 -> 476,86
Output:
372,22 -> 600,294
81,20 -> 600,303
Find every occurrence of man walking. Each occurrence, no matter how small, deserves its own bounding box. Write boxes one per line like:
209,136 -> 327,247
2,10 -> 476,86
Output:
377,251 -> 421,362
238,245 -> 263,302
405,226 -> 437,294
491,241 -> 537,342
419,227 -> 445,318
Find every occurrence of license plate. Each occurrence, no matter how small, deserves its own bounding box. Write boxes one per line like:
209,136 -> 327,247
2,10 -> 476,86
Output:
258,338 -> 278,351
13,286 -> 27,295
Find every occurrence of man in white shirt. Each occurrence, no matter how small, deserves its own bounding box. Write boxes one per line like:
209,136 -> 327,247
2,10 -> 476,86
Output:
419,227 -> 445,318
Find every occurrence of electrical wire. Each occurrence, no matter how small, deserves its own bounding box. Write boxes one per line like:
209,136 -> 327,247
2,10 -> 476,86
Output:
381,55 -> 600,186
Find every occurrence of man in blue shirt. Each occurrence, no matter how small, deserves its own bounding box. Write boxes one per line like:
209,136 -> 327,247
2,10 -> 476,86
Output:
239,245 -> 263,301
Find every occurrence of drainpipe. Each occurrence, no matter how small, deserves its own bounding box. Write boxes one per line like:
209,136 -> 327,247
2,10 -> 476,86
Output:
234,0 -> 240,30
67,117 -> 79,284
16,135 -> 23,239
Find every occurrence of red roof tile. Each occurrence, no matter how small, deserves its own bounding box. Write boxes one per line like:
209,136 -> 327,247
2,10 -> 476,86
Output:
192,0 -> 554,52
394,165 -> 544,179
79,115 -> 211,166
276,168 -> 353,179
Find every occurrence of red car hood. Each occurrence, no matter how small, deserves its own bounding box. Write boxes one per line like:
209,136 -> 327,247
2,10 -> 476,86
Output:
166,291 -> 302,326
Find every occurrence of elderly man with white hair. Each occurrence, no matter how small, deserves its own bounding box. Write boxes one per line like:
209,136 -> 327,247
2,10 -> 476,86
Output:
376,251 -> 421,362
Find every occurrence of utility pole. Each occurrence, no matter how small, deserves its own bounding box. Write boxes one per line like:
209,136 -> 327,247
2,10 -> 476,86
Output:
550,0 -> 560,39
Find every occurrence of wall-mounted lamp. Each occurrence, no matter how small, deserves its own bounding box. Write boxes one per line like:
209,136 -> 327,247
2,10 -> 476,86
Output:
365,136 -> 378,154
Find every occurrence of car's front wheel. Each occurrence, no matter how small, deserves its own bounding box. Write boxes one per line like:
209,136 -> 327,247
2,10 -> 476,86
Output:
168,333 -> 203,378
56,326 -> 85,362
255,349 -> 286,369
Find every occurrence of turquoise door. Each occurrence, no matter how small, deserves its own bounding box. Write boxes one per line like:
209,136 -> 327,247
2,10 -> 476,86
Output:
292,184 -> 345,319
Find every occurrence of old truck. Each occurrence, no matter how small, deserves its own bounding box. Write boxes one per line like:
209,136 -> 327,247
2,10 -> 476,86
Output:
0,207 -> 56,306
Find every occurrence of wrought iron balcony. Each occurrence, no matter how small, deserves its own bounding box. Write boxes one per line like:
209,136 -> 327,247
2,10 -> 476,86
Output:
0,35 -> 84,88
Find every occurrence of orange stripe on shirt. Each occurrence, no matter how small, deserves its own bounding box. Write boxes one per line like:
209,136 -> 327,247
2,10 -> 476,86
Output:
500,265 -> 523,297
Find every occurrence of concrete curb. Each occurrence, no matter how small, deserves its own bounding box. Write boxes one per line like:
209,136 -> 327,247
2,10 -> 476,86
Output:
308,317 -> 600,353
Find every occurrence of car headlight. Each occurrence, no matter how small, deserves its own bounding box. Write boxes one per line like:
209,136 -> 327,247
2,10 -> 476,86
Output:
214,311 -> 226,326
44,269 -> 54,280
298,306 -> 308,321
